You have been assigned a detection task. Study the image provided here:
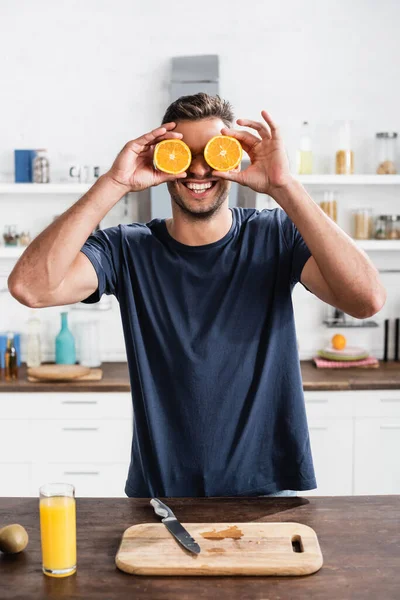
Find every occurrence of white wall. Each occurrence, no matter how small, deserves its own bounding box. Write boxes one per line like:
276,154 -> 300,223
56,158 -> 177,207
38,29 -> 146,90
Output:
1,0 -> 399,361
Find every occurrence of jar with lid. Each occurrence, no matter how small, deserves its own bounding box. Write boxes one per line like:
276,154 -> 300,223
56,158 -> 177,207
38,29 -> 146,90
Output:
376,132 -> 397,174
336,121 -> 354,175
33,149 -> 50,183
3,225 -> 18,246
319,190 -> 337,222
386,215 -> 400,239
353,208 -> 372,240
374,215 -> 388,239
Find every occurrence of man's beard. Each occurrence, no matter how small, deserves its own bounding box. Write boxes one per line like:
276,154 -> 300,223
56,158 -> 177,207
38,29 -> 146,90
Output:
167,181 -> 230,221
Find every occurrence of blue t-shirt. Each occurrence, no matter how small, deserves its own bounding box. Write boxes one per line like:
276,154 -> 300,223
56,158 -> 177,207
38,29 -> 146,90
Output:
81,207 -> 317,497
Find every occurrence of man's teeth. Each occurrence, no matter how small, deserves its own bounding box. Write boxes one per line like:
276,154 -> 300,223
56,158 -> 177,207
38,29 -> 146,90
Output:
185,182 -> 213,193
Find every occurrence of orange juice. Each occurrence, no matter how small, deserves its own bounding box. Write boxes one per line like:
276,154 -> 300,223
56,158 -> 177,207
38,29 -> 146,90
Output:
40,495 -> 76,577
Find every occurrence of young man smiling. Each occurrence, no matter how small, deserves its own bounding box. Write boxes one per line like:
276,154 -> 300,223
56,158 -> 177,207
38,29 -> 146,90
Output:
9,94 -> 386,498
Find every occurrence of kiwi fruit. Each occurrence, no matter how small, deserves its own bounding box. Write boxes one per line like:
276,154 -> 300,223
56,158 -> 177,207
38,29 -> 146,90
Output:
0,524 -> 29,554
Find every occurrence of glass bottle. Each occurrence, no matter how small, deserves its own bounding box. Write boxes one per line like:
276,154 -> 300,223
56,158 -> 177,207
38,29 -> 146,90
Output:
296,121 -> 313,175
376,133 -> 397,174
27,310 -> 42,368
5,332 -> 18,381
33,149 -> 50,183
336,121 -> 354,175
55,312 -> 76,365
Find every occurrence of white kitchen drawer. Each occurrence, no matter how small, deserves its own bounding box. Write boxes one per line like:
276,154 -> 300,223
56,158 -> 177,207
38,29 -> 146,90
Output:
352,390 -> 400,417
0,395 -> 30,419
0,464 -> 31,497
0,420 -> 31,463
31,463 -> 129,497
28,393 -> 132,420
31,419 -> 132,463
304,391 -> 354,418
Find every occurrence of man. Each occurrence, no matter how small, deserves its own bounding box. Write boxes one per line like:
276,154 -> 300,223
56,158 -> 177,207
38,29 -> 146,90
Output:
8,93 -> 385,498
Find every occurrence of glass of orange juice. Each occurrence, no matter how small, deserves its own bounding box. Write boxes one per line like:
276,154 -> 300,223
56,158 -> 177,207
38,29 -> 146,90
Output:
39,483 -> 76,577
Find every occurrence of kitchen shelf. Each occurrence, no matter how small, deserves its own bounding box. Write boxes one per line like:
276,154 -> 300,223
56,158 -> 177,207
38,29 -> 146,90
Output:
297,175 -> 400,185
354,240 -> 400,251
0,183 -> 91,194
323,320 -> 379,328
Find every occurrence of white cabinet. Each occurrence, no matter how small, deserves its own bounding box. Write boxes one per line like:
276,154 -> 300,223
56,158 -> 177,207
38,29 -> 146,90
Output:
354,418 -> 400,495
0,464 -> 31,496
307,418 -> 353,496
304,390 -> 400,496
0,393 -> 132,497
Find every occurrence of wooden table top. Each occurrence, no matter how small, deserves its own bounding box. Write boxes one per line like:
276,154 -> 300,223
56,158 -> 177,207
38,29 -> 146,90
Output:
0,496 -> 399,599
1,361 -> 400,393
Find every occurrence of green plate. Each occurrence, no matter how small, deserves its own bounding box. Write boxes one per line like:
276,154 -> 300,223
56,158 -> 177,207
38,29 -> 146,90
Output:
318,350 -> 369,362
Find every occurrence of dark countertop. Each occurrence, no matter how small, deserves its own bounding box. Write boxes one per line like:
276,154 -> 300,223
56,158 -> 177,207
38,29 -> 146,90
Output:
2,361 -> 400,393
1,496 -> 399,600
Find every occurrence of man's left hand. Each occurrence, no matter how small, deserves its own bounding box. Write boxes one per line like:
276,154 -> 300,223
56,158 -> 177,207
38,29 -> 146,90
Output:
212,111 -> 293,197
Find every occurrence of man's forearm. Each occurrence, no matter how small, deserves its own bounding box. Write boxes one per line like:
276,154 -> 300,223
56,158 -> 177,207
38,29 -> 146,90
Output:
8,174 -> 127,298
271,178 -> 385,313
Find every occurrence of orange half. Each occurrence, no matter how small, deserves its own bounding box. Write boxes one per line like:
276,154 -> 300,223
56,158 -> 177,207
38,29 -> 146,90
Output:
153,140 -> 192,174
204,136 -> 243,172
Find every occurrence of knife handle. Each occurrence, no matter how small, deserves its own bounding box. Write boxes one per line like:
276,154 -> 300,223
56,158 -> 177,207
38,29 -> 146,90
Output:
150,498 -> 175,519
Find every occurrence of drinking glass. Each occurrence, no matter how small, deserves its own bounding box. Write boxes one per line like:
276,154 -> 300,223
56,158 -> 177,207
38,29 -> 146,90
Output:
39,483 -> 77,577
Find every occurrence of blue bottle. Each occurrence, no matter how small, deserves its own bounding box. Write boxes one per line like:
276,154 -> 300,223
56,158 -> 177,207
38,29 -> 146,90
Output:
55,312 -> 76,364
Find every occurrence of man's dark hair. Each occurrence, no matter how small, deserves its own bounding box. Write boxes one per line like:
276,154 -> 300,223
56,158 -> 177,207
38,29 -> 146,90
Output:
162,93 -> 234,128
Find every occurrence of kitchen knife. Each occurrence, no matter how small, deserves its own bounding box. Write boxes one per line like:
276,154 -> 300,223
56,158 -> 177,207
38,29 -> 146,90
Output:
150,498 -> 201,555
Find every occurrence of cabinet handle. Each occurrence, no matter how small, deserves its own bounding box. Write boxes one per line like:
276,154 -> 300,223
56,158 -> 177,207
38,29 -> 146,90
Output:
305,399 -> 328,404
62,427 -> 99,432
380,398 -> 400,403
380,425 -> 400,430
63,471 -> 100,476
61,401 -> 98,405
309,426 -> 328,431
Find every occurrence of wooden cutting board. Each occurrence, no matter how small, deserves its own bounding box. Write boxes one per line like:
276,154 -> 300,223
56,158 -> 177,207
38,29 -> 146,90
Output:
27,365 -> 102,382
115,522 -> 323,576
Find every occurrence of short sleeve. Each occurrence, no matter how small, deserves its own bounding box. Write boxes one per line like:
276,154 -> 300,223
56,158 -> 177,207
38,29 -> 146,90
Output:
278,210 -> 312,288
80,227 -> 121,303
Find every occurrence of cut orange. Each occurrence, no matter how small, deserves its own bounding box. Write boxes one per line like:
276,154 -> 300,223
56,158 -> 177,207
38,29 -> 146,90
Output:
204,135 -> 243,172
332,334 -> 347,350
153,140 -> 191,175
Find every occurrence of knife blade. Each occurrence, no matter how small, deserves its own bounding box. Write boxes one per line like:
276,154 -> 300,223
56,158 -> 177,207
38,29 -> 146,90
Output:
150,498 -> 201,555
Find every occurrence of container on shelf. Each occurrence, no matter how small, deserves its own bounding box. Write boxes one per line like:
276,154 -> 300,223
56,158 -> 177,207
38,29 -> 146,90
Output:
33,149 -> 50,183
3,225 -> 18,246
376,132 -> 397,175
336,121 -> 354,175
296,121 -> 313,175
374,215 -> 388,239
353,208 -> 373,240
374,215 -> 400,239
386,215 -> 400,239
319,190 -> 337,222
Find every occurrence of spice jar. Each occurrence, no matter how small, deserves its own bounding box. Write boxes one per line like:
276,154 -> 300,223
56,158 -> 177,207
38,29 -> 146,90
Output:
336,121 -> 354,175
376,132 -> 397,174
374,215 -> 388,239
386,215 -> 400,239
353,208 -> 372,240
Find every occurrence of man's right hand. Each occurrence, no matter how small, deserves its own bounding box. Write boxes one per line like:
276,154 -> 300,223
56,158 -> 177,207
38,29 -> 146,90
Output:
106,123 -> 188,193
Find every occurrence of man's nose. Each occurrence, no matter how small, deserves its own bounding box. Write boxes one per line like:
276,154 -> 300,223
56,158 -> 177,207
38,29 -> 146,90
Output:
188,155 -> 212,179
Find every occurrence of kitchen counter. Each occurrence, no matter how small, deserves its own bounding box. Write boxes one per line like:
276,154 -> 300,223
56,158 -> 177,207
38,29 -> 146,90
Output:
1,361 -> 400,393
0,496 -> 399,599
